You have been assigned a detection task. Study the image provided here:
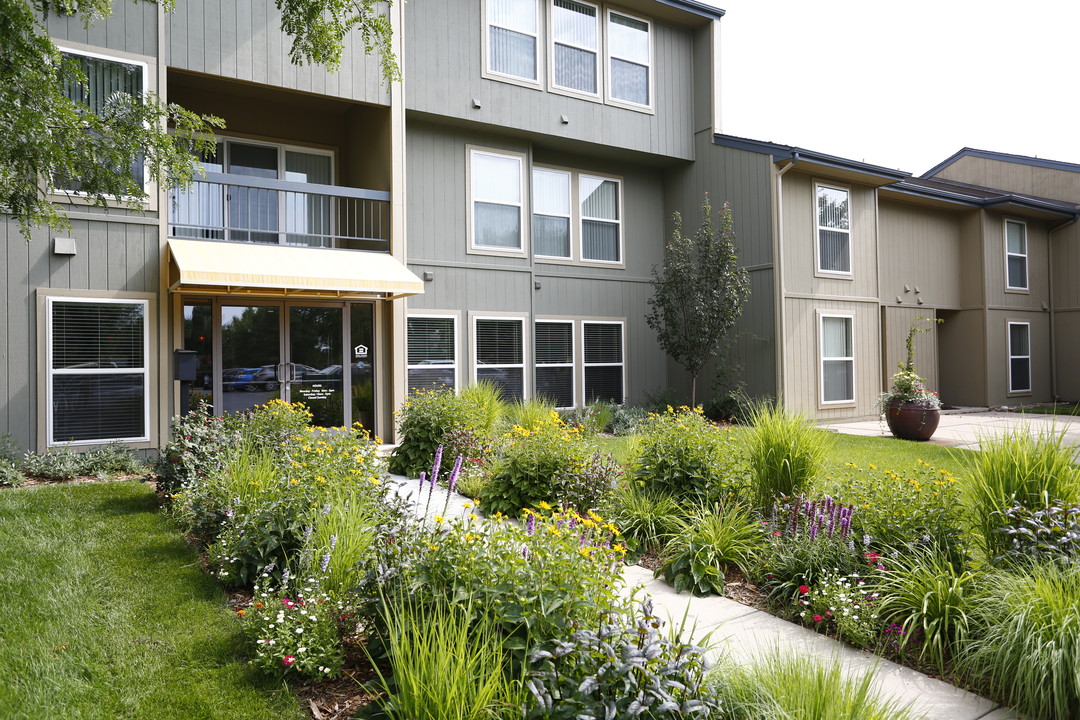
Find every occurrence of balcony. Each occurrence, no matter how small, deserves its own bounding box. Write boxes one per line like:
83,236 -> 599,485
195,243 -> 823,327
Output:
169,172 -> 391,252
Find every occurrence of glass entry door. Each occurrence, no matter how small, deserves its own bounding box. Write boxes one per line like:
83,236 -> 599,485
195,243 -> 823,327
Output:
220,304 -> 282,415
286,306 -> 344,427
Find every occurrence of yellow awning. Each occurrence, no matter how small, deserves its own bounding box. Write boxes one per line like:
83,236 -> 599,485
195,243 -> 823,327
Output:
167,239 -> 424,300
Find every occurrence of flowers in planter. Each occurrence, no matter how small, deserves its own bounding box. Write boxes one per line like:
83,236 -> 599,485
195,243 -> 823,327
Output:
878,316 -> 943,412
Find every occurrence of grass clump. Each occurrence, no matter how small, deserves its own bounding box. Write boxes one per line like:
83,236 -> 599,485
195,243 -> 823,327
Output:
744,402 -> 832,512
711,651 -> 919,720
602,483 -> 682,556
656,502 -> 762,596
960,563 -> 1080,720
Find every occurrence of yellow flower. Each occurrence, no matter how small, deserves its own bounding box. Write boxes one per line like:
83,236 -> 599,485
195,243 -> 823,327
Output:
289,479 -> 299,485
612,544 -> 625,553
869,463 -> 877,470
369,477 -> 381,486
434,515 -> 445,523
463,501 -> 473,508
537,501 -> 553,511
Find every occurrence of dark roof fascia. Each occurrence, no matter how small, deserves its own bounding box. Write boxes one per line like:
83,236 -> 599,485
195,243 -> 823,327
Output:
886,180 -> 1078,218
882,183 -> 983,208
654,0 -> 725,20
713,134 -> 910,182
923,147 -> 1080,178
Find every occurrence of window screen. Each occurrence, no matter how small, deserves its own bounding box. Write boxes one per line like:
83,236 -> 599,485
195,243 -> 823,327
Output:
821,315 -> 854,403
535,321 -> 574,407
583,322 -> 623,403
407,316 -> 456,393
1008,323 -> 1031,393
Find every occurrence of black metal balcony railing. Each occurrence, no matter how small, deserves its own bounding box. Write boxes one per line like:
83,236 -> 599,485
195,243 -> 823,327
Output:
169,172 -> 391,252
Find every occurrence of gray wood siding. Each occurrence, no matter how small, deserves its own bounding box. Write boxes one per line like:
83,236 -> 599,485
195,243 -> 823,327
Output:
1052,224 -> 1080,311
782,298 -> 881,420
987,310 -> 1052,406
166,0 -> 388,105
1,218 -> 161,452
878,200 -> 962,311
983,214 -> 1051,309
781,172 -> 879,299
1054,311 -> 1080,402
47,3 -> 158,57
404,0 -> 695,159
938,309 -> 986,407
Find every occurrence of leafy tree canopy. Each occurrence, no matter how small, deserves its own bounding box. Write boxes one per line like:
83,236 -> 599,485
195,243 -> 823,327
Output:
646,195 -> 750,407
0,0 -> 398,239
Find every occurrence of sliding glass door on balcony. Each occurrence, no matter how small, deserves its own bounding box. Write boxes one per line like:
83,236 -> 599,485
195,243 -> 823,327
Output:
170,139 -> 336,248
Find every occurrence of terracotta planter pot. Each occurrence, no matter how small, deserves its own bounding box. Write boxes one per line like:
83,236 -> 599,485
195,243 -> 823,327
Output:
885,400 -> 940,441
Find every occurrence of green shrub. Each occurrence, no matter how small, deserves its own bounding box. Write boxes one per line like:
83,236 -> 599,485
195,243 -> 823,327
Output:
818,460 -> 965,555
0,433 -> 22,464
81,442 -> 146,475
390,386 -> 501,478
601,482 -> 683,556
656,502 -> 763,596
874,547 -> 977,674
961,563 -> 1080,720
21,447 -> 83,481
21,442 -> 146,482
237,398 -> 313,454
502,396 -> 558,432
481,414 -> 620,516
995,497 -> 1080,566
960,426 -> 1080,561
711,651 -> 920,720
631,406 -> 745,499
366,597 -> 524,720
156,399 -> 236,495
744,402 -> 832,512
0,459 -> 24,486
525,597 -> 722,719
459,380 -> 507,436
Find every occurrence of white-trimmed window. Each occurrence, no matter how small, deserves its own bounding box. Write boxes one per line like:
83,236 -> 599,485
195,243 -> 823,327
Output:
407,316 -> 457,393
487,0 -> 539,81
551,0 -> 599,96
583,321 -> 623,403
47,297 -> 149,445
535,320 -> 575,407
1008,322 -> 1031,394
475,317 -> 526,400
816,183 -> 851,274
57,47 -> 149,191
580,175 -> 621,262
1005,220 -> 1029,290
606,10 -> 651,107
820,315 -> 854,404
470,149 -> 525,252
532,167 -> 572,258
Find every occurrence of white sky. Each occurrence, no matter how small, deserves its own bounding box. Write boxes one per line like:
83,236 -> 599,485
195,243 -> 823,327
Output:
710,0 -> 1080,176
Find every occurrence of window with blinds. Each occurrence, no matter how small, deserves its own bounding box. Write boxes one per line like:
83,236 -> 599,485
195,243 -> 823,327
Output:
407,316 -> 457,393
488,0 -> 538,81
816,183 -> 851,274
580,175 -> 620,262
58,49 -> 148,191
475,318 -> 525,400
1005,220 -> 1028,290
820,315 -> 854,404
607,11 -> 651,106
1008,322 -> 1031,393
535,321 -> 574,407
48,298 -> 149,445
583,321 -> 623,404
471,149 -> 525,252
552,0 -> 599,95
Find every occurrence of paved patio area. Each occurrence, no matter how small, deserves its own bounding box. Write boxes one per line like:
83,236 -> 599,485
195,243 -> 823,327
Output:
819,407 -> 1080,451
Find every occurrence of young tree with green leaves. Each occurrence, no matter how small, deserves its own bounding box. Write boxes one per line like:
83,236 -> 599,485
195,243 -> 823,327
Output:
0,0 -> 399,239
646,195 -> 750,407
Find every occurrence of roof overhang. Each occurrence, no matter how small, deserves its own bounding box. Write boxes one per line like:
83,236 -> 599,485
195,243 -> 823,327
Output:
167,239 -> 424,300
713,134 -> 910,187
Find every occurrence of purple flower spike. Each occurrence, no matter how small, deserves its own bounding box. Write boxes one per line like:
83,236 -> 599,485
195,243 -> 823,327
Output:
809,522 -> 818,541
522,544 -> 530,560
526,513 -> 536,536
419,471 -> 427,488
430,446 -> 444,489
320,551 -> 332,573
447,454 -> 464,494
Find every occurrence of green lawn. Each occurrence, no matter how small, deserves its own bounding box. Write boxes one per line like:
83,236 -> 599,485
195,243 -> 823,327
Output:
1015,403 -> 1080,416
0,481 -> 306,720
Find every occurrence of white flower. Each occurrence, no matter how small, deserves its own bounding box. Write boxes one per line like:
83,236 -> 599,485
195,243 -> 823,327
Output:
298,647 -> 307,653
295,627 -> 304,634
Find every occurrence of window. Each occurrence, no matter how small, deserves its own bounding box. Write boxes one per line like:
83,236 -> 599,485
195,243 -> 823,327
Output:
583,321 -> 623,403
816,183 -> 851,274
47,297 -> 149,445
407,316 -> 457,393
58,48 -> 148,191
475,318 -> 525,400
551,0 -> 599,95
535,321 -> 575,407
533,168 -> 572,258
580,175 -> 620,262
487,0 -> 538,81
820,315 -> 854,404
1005,220 -> 1028,290
1008,322 -> 1031,393
470,149 -> 525,252
606,11 -> 651,107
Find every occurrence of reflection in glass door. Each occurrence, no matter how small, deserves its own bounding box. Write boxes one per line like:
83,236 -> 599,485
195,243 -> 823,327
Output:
220,305 -> 282,414
287,306 -> 345,428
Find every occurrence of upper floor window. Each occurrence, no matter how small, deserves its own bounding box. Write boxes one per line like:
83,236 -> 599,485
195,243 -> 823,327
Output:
1005,220 -> 1028,291
532,167 -> 621,264
533,167 -> 572,258
551,0 -> 599,96
606,11 -> 651,107
470,148 -> 525,253
488,0 -> 539,82
580,175 -> 620,262
816,183 -> 851,275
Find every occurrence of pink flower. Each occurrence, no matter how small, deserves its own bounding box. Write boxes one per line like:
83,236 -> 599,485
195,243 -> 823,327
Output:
798,585 -> 810,595
282,598 -> 296,609
813,614 -> 824,623
282,655 -> 295,667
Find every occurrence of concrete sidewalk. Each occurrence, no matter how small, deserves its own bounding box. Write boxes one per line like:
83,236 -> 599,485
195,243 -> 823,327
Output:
820,407 -> 1080,451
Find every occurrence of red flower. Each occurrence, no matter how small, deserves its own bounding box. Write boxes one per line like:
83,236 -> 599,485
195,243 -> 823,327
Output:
282,655 -> 295,667
798,585 -> 810,595
813,614 -> 824,623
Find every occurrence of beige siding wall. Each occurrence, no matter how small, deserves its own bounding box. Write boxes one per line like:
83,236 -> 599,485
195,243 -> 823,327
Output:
1054,311 -> 1080,402
782,298 -> 880,419
938,309 -> 986,406
933,156 -> 1080,204
987,310 -> 1052,406
780,173 -> 879,299
878,201 -> 962,310
982,214 -> 1052,309
958,212 -> 986,308
881,306 -> 939,391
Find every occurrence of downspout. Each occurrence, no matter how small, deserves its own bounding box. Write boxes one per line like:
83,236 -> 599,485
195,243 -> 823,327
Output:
1047,214 -> 1078,402
772,153 -> 798,403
